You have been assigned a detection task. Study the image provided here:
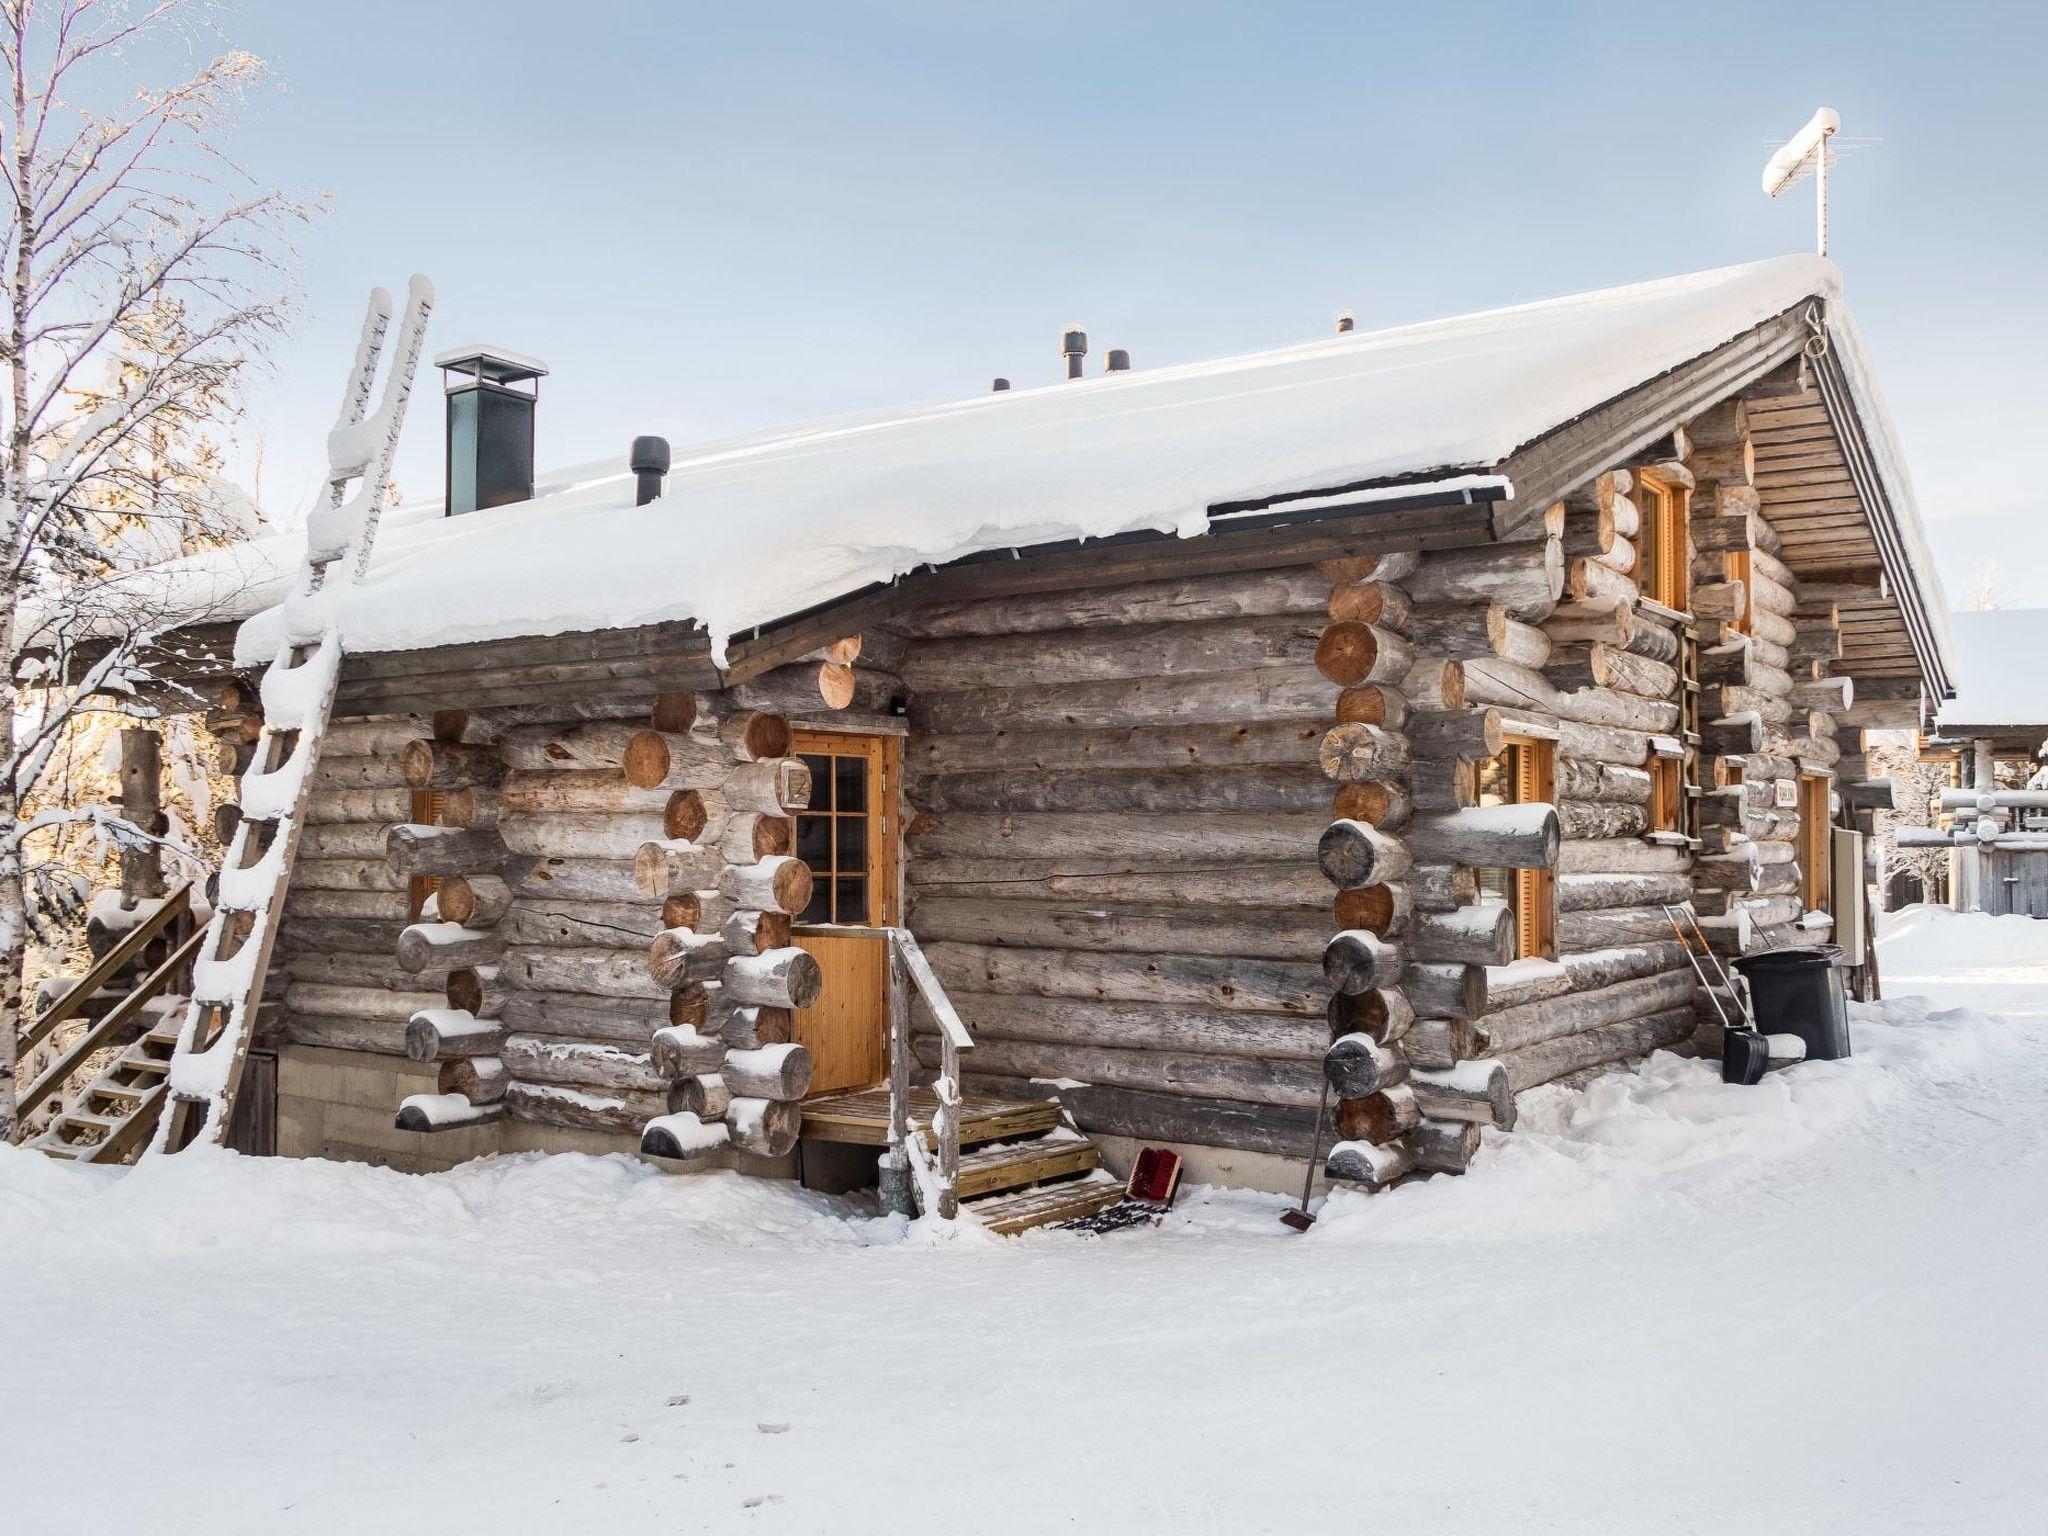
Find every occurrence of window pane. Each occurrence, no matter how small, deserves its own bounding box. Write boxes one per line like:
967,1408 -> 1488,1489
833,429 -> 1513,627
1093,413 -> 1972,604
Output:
801,754 -> 832,812
795,814 -> 831,871
834,754 -> 867,813
835,876 -> 867,923
835,814 -> 868,874
798,881 -> 830,924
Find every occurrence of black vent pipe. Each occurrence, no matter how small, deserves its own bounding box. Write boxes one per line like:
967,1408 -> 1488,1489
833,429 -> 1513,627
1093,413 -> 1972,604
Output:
631,435 -> 670,506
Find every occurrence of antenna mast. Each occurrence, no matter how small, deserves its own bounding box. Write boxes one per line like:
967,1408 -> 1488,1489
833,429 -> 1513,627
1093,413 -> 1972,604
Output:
1762,107 -> 1842,256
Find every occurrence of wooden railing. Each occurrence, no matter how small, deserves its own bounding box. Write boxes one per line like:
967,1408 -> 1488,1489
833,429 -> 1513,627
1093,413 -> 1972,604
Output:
11,883 -> 197,1142
796,922 -> 974,1219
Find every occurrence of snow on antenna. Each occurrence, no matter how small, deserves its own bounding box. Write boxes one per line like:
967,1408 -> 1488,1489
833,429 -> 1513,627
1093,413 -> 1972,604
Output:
1762,107 -> 1842,256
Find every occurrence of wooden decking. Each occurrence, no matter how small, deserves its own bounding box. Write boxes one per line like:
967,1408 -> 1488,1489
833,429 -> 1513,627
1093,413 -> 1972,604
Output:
799,1086 -> 1063,1149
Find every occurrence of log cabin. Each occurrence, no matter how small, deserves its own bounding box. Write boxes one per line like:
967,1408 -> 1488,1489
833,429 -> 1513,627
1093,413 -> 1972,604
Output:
35,253 -> 1956,1227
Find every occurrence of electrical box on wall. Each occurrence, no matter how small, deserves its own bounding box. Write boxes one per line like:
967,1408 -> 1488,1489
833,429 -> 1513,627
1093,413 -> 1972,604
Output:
1775,779 -> 1800,810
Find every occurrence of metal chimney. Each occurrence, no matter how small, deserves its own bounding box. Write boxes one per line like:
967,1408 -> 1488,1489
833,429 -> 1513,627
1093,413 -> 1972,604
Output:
1061,326 -> 1088,380
630,435 -> 670,506
1335,309 -> 1356,334
436,345 -> 547,515
992,377 -> 1011,393
1106,348 -> 1130,373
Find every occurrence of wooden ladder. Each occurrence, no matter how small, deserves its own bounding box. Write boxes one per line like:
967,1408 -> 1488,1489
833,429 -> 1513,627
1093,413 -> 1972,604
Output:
149,276 -> 434,1157
11,883 -> 201,1160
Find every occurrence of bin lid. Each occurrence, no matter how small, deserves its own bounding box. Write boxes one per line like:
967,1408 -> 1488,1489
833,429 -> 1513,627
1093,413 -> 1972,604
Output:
1731,944 -> 1844,973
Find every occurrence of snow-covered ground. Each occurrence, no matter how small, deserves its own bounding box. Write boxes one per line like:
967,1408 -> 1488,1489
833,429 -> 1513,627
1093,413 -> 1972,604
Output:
5,907 -> 2045,1534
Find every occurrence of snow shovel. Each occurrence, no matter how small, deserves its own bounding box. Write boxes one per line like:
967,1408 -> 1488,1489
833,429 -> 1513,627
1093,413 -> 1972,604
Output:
1662,905 -> 1768,1085
1281,1082 -> 1331,1232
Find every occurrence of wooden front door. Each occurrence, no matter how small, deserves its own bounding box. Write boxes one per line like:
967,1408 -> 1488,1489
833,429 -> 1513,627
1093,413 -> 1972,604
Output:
790,731 -> 900,1095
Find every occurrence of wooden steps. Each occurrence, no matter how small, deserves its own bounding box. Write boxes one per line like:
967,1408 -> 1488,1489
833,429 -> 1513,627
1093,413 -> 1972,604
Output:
970,1175 -> 1125,1236
800,1085 -> 1110,1233
25,996 -> 188,1164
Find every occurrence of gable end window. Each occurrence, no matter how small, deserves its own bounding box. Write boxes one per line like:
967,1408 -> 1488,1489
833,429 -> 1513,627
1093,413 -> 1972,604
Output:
1635,471 -> 1691,611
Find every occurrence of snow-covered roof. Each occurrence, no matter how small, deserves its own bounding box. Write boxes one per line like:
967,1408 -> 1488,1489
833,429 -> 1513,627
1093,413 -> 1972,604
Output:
1936,610 -> 2048,730
101,253 -> 1947,674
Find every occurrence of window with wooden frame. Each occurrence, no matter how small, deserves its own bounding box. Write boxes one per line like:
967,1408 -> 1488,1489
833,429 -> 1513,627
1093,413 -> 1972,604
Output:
790,733 -> 899,926
1799,774 -> 1832,911
406,788 -> 444,921
1634,471 -> 1691,611
1722,548 -> 1752,634
1650,753 -> 1684,834
1475,734 -> 1556,961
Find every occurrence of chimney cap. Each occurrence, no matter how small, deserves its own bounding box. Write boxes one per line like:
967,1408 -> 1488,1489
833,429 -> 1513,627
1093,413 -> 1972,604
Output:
1060,326 -> 1088,355
435,344 -> 549,386
992,378 -> 1011,392
1334,309 -> 1356,335
630,434 -> 671,475
1106,348 -> 1130,373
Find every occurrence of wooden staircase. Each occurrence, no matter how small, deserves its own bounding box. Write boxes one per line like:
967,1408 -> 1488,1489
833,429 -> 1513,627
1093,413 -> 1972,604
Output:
801,1085 -> 1123,1234
10,883 -> 204,1163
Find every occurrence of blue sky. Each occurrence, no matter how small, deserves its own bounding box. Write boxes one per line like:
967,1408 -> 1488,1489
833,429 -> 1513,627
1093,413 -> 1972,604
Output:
223,1 -> 2047,607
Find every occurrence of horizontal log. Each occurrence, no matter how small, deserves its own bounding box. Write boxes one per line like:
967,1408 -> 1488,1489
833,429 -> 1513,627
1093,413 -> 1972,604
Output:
1498,1004 -> 1693,1093
723,948 -> 824,1009
384,824 -> 509,879
911,664 -> 1335,734
1557,759 -> 1652,804
1555,873 -> 1692,913
931,1036 -> 1322,1111
724,1096 -> 802,1157
284,982 -> 441,1022
1405,1117 -> 1482,1173
904,718 -> 1327,778
909,763 -> 1329,815
499,945 -> 670,1000
639,1111 -> 732,1163
651,1026 -> 729,1079
1405,962 -> 1486,1020
1323,1138 -> 1415,1190
1408,1059 -> 1516,1129
1556,905 -> 1693,953
504,1081 -> 663,1135
1407,904 -> 1515,966
305,788 -> 411,825
907,896 -> 1328,961
1406,708 -> 1504,762
952,992 -> 1324,1060
1556,800 -> 1649,840
438,1055 -> 507,1103
1480,967 -> 1695,1056
632,840 -> 726,900
1037,1082 -> 1319,1158
925,942 -> 1325,1015
666,1073 -> 732,1121
890,566 -> 1330,639
908,811 -> 1327,864
401,739 -> 506,790
905,857 -> 1328,908
649,927 -> 730,990
903,612 -> 1324,693
1407,805 -> 1560,869
396,922 -> 505,974
1316,621 -> 1415,688
280,1013 -> 409,1056
502,1034 -> 668,1096
498,812 -> 672,863
720,856 -> 814,916
435,874 -> 512,928
1406,539 -> 1564,621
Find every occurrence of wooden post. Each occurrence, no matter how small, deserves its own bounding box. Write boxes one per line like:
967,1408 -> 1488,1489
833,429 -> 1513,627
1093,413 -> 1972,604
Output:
117,727 -> 166,900
880,933 -> 915,1216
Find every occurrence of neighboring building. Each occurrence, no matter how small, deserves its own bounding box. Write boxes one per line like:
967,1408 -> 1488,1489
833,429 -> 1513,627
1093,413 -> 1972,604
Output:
1897,610 -> 2048,915
21,254 -> 1957,1223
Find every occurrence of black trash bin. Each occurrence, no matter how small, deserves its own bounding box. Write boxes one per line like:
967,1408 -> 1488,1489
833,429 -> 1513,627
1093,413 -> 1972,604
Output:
1731,945 -> 1852,1062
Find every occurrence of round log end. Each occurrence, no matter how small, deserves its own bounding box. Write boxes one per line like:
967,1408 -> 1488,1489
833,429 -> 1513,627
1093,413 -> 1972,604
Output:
400,739 -> 437,789
782,948 -> 824,1010
740,712 -> 793,762
1335,685 -> 1398,727
817,662 -> 857,710
437,876 -> 477,926
771,858 -> 815,916
662,892 -> 703,931
670,983 -> 711,1029
402,1015 -> 438,1063
1440,659 -> 1467,712
1321,930 -> 1391,996
1333,882 -> 1401,936
1323,1032 -> 1392,1098
1317,722 -> 1398,784
1333,779 -> 1403,826
446,967 -> 484,1015
633,841 -> 670,898
1314,620 -> 1380,687
665,789 -> 708,841
1316,819 -> 1383,890
622,730 -> 671,790
650,691 -> 699,734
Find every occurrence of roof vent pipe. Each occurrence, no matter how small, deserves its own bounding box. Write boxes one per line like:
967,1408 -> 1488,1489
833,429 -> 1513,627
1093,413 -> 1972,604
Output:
992,377 -> 1011,392
630,435 -> 670,506
1335,309 -> 1356,334
1106,348 -> 1130,373
1061,326 -> 1087,380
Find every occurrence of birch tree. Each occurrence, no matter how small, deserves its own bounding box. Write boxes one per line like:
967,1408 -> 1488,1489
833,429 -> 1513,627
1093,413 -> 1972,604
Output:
2,0 -> 305,1137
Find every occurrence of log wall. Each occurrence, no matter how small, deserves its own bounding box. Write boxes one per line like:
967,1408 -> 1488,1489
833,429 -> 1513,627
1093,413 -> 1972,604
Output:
896,568 -> 1340,1158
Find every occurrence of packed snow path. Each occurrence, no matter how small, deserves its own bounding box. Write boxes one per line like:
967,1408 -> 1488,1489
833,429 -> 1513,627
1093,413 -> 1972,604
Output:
4,908 -> 2044,1534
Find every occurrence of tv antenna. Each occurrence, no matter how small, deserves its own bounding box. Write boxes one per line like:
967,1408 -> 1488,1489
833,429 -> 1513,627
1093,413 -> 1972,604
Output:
1761,107 -> 1842,256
